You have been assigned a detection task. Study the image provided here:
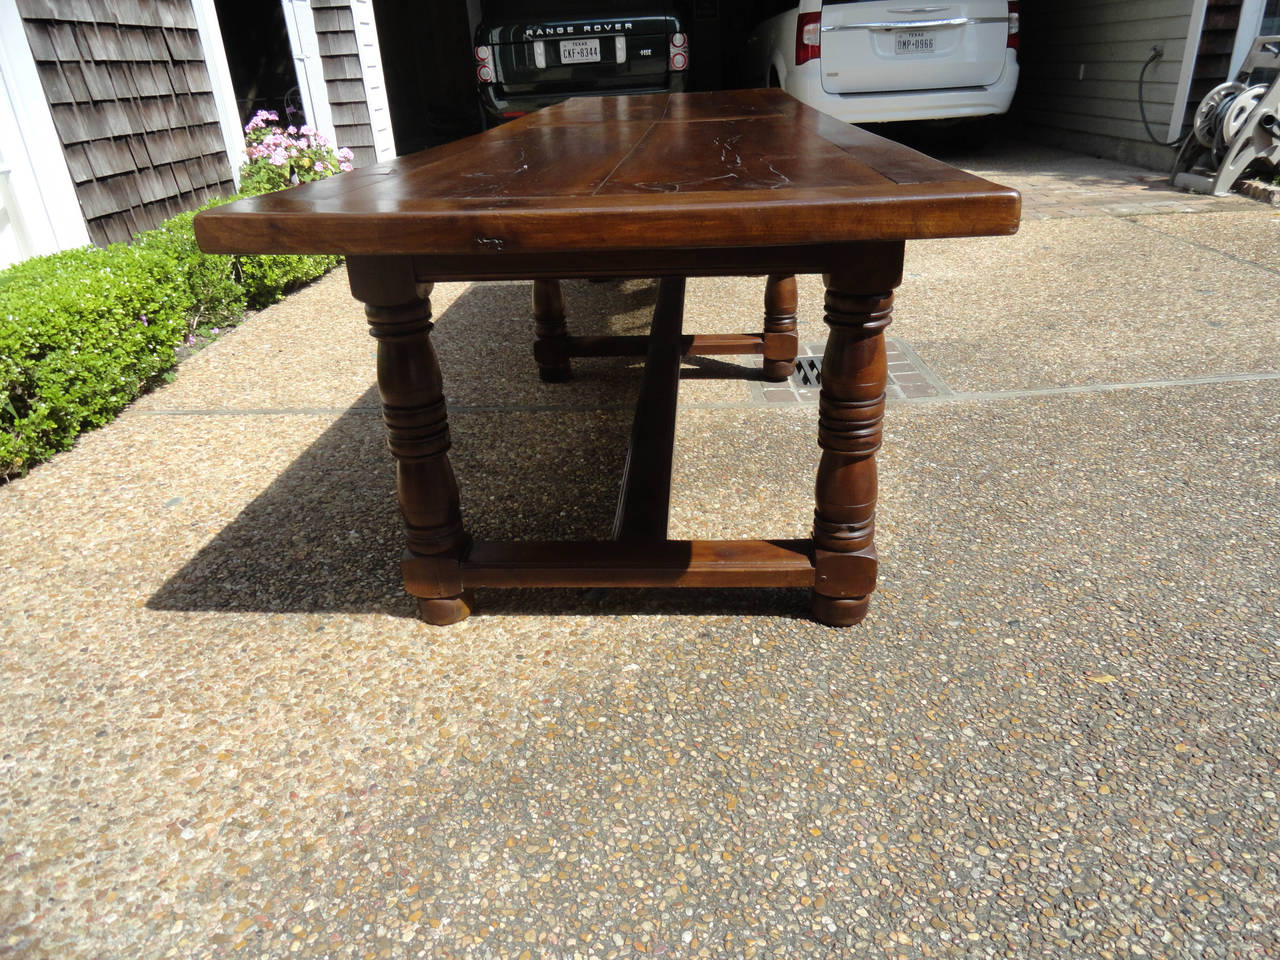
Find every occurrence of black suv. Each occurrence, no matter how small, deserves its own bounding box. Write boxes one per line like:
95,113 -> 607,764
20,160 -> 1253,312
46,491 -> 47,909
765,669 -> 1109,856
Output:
473,1 -> 689,124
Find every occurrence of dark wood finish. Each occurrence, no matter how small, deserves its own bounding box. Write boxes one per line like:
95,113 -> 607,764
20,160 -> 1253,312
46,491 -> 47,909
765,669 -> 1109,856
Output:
613,277 -> 686,541
193,90 -> 1020,259
401,242 -> 917,282
347,256 -> 471,626
810,252 -> 901,627
463,539 -> 815,589
684,334 -> 767,357
531,279 -> 572,382
762,274 -> 799,381
194,91 -> 1021,627
542,333 -> 782,359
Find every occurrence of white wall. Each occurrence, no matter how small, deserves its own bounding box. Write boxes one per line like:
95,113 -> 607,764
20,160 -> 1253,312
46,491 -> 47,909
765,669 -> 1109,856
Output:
191,0 -> 247,186
0,0 -> 90,266
350,0 -> 396,161
281,0 -> 338,147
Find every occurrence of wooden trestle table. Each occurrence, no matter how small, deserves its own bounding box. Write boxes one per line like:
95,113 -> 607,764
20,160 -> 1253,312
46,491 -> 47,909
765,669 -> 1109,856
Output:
195,90 -> 1020,627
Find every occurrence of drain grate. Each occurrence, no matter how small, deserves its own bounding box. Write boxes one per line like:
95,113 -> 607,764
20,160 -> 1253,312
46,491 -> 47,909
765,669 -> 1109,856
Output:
791,355 -> 822,389
754,338 -> 951,404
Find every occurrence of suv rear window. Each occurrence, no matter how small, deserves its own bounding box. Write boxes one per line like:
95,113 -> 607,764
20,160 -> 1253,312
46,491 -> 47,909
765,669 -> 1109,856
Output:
474,3 -> 688,122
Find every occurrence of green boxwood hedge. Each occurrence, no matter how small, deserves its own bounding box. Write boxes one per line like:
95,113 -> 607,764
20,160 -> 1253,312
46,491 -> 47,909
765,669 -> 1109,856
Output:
0,196 -> 341,480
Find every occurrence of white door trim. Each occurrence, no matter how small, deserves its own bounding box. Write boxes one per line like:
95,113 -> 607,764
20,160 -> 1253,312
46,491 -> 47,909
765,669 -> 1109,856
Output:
190,0 -> 246,189
350,0 -> 396,160
281,0 -> 338,147
1169,0 -> 1212,142
0,0 -> 90,256
1230,0 -> 1268,75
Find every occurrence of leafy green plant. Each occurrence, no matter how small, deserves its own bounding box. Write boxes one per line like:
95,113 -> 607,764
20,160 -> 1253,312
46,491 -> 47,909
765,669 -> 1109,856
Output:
236,251 -> 343,309
135,202 -> 245,334
1,244 -> 193,476
238,110 -> 355,196
0,118 -> 355,480
231,112 -> 348,305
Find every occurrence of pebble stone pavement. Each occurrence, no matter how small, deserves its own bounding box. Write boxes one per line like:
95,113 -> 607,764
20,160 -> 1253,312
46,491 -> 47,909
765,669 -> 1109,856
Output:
1,137 -> 1278,960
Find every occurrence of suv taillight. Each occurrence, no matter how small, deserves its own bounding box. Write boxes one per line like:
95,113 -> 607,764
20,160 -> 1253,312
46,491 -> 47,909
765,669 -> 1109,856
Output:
669,31 -> 688,71
475,44 -> 495,83
1007,1 -> 1020,52
795,12 -> 821,66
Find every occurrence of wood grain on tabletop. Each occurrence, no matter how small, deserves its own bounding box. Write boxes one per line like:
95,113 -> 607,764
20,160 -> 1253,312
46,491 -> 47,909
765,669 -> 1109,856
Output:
194,89 -> 1021,257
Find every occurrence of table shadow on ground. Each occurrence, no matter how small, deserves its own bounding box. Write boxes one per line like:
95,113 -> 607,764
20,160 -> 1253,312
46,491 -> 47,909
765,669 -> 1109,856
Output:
148,282 -> 811,620
434,278 -> 655,408
431,278 -> 777,407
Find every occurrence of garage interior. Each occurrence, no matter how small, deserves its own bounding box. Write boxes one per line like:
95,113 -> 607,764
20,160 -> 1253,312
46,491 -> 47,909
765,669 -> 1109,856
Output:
369,0 -> 777,154
215,0 -> 1279,174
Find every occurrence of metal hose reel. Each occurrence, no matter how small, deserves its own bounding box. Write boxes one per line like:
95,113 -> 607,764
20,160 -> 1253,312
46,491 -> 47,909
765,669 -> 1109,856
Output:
1172,36 -> 1280,196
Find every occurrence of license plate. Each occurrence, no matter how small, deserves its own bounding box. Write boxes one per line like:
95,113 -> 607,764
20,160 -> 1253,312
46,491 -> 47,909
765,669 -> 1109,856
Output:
894,30 -> 936,55
560,38 -> 601,64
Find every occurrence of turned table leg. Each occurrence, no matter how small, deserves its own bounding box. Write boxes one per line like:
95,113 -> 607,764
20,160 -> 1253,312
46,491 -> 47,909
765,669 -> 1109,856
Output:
532,278 -> 572,382
762,273 -> 798,381
811,252 -> 900,627
348,257 -> 471,625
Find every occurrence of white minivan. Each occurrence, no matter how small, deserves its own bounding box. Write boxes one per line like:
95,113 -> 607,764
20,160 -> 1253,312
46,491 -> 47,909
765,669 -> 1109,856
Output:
745,0 -> 1020,125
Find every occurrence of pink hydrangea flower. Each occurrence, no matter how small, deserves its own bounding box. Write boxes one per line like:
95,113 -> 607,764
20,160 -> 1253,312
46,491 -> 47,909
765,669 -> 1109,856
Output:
245,109 -> 279,133
240,111 -> 353,186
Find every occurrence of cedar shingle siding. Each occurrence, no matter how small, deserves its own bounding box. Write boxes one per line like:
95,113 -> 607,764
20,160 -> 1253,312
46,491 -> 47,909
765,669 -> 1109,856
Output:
311,0 -> 375,166
18,0 -> 235,245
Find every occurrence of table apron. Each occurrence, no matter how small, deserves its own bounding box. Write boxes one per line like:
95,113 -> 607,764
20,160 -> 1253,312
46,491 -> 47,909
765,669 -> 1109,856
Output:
403,241 -> 905,284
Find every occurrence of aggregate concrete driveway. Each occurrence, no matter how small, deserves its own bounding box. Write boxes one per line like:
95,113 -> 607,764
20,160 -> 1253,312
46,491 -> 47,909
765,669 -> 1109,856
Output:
1,141 -> 1277,959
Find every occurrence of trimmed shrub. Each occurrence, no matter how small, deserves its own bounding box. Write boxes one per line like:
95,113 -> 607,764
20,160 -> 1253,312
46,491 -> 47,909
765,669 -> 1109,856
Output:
139,194 -> 340,312
0,218 -> 345,478
1,243 -> 193,476
232,112 -> 347,307
134,205 -> 245,332
236,251 -> 344,309
1,117 -> 355,480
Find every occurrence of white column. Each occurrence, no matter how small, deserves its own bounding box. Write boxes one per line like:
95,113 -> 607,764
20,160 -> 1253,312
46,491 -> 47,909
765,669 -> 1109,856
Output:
350,0 -> 396,161
280,0 -> 338,147
1229,0 -> 1268,76
0,0 -> 91,259
190,0 -> 246,188
1168,0 -> 1211,142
